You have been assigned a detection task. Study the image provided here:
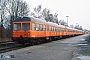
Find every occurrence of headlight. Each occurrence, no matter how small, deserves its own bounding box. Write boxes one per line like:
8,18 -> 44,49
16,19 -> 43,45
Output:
28,32 -> 30,34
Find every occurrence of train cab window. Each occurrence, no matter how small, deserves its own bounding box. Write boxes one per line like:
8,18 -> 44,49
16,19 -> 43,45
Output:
14,23 -> 20,31
32,23 -> 35,31
22,23 -> 30,30
43,25 -> 46,31
36,24 -> 39,31
40,24 -> 43,31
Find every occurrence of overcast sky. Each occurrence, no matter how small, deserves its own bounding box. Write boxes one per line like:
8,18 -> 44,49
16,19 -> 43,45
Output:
24,0 -> 90,30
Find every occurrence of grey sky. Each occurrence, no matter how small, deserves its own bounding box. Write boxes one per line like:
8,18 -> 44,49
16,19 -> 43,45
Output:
24,0 -> 90,30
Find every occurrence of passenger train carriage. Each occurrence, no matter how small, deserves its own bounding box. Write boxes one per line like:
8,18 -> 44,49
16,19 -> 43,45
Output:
12,16 -> 85,45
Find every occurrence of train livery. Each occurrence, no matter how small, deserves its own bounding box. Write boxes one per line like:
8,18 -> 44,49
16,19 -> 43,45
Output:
12,16 -> 86,45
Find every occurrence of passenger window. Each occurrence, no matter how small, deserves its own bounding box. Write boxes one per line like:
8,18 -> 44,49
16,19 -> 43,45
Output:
51,26 -> 52,31
62,28 -> 64,32
53,27 -> 54,31
32,23 -> 35,31
36,24 -> 39,31
40,24 -> 43,31
58,28 -> 59,32
53,27 -> 55,31
57,28 -> 58,32
56,28 -> 57,32
56,28 -> 58,32
52,26 -> 53,31
43,25 -> 46,31
49,26 -> 51,31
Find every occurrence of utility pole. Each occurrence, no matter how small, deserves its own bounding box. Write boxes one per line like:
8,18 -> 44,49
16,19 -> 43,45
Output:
66,16 -> 69,26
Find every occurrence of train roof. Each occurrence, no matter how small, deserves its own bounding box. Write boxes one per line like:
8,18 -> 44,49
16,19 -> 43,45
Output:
13,16 -> 47,24
13,16 -> 83,32
46,22 -> 59,27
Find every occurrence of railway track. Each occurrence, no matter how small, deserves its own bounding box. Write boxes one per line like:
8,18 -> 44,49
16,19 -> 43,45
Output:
0,35 -> 82,53
0,41 -> 46,53
0,41 -> 24,53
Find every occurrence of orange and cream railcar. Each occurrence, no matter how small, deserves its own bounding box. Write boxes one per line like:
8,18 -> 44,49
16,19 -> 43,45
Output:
12,17 -> 48,45
46,22 -> 61,40
12,16 -> 85,45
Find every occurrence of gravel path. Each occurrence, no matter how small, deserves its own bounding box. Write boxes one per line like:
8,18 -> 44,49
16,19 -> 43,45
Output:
0,34 -> 89,60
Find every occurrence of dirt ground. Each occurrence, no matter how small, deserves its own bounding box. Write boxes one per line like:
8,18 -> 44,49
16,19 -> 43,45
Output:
0,38 -> 11,42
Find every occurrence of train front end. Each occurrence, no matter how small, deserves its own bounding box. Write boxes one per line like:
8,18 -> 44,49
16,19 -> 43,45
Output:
12,17 -> 31,45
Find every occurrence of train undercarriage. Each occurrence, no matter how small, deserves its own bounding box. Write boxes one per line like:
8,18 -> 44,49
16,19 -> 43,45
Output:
12,34 -> 82,46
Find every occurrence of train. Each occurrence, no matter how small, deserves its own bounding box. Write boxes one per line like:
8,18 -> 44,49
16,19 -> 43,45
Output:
12,16 -> 86,45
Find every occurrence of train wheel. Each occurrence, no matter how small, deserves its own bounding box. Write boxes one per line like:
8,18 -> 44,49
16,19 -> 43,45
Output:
36,40 -> 40,45
49,37 -> 52,42
31,40 -> 35,46
22,42 -> 25,46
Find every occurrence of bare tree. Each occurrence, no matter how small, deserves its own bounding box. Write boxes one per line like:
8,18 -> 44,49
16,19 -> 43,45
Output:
53,13 -> 58,24
32,5 -> 59,24
0,0 -> 8,27
42,8 -> 50,19
6,0 -> 30,22
79,26 -> 83,30
58,20 -> 67,26
70,25 -> 74,28
33,5 -> 42,18
0,0 -> 30,38
74,23 -> 79,29
0,0 -> 30,28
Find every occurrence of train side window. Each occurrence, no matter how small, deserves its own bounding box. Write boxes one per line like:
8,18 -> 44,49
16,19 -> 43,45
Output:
58,28 -> 60,32
43,25 -> 46,31
32,23 -> 35,31
49,26 -> 51,31
57,28 -> 58,32
54,27 -> 55,31
55,27 -> 56,32
52,26 -> 53,31
53,27 -> 54,31
51,26 -> 52,31
36,24 -> 39,31
40,24 -> 43,31
62,28 -> 64,32
56,28 -> 58,32
68,29 -> 69,32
